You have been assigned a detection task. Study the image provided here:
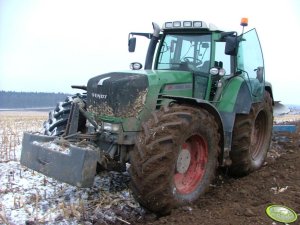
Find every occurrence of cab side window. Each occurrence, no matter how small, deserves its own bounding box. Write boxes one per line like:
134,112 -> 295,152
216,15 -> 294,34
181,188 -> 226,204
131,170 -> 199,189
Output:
215,42 -> 231,74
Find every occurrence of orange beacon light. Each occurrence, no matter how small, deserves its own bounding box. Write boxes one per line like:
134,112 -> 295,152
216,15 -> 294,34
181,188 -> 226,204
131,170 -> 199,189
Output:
241,18 -> 248,26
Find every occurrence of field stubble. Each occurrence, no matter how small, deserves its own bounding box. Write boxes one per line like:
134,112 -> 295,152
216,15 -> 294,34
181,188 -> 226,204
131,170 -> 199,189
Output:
0,111 -> 300,225
0,111 -> 144,225
0,111 -> 46,162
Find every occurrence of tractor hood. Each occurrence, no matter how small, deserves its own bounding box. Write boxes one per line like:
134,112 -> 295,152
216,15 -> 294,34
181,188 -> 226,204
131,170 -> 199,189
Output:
87,72 -> 149,121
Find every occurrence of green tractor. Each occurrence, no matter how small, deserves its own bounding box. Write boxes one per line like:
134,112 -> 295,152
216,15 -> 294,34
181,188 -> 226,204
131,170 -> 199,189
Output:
21,18 -> 274,214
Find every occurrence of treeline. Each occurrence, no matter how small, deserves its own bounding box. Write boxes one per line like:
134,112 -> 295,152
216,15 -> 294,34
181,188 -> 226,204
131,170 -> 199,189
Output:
0,91 -> 71,109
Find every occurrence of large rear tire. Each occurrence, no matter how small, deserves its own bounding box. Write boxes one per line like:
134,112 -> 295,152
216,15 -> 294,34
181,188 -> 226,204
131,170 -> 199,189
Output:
44,94 -> 86,136
229,92 -> 273,176
129,105 -> 220,214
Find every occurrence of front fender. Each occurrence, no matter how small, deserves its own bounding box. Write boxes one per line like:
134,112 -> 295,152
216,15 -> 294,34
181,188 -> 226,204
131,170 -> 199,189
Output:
161,95 -> 226,164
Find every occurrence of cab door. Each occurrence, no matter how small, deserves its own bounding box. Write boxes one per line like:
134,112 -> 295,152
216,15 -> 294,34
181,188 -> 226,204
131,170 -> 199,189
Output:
237,29 -> 265,102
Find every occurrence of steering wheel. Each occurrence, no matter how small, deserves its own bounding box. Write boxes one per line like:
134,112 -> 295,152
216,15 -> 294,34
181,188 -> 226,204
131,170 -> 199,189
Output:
183,57 -> 202,66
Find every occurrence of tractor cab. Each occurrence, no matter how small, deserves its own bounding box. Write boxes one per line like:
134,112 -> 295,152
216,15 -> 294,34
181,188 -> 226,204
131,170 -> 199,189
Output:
129,19 -> 266,103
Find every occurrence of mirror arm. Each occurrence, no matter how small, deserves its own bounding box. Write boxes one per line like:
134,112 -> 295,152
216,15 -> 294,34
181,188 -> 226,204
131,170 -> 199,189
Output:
128,32 -> 152,39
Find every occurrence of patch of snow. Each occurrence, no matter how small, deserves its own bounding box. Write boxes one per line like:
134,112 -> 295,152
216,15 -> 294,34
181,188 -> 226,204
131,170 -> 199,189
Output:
32,141 -> 71,154
0,145 -> 145,224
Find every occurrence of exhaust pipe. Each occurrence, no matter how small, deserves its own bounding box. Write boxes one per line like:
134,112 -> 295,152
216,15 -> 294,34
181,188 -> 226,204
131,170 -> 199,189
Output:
144,22 -> 161,69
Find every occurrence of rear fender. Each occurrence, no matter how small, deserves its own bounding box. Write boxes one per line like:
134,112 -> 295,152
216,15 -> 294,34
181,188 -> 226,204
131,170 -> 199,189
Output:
265,81 -> 274,105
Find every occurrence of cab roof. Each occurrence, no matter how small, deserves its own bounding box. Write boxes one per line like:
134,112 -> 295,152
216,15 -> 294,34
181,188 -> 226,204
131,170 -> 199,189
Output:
162,20 -> 224,32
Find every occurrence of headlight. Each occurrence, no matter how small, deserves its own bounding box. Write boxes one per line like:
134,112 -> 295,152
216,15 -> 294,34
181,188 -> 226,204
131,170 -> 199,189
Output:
219,68 -> 226,76
209,67 -> 226,76
209,68 -> 219,75
102,122 -> 121,132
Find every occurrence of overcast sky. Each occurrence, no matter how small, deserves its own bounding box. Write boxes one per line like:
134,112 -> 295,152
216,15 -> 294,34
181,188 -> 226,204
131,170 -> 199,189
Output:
0,0 -> 300,104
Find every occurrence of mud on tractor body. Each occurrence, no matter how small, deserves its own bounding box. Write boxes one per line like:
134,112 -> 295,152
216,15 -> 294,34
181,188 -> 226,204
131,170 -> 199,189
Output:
21,19 -> 274,214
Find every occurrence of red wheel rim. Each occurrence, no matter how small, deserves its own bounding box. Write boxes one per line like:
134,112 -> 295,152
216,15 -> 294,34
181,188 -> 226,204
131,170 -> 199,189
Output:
174,134 -> 208,194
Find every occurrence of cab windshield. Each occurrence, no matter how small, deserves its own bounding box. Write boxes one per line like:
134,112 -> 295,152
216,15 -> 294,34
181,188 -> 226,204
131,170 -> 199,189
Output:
156,34 -> 212,72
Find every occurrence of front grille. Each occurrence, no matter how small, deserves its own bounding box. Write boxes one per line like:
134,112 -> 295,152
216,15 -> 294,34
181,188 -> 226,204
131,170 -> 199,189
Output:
87,72 -> 148,119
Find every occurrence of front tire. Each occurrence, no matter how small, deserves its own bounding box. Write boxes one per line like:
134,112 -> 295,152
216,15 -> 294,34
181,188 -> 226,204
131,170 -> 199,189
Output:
129,105 -> 220,214
229,92 -> 273,176
44,94 -> 86,136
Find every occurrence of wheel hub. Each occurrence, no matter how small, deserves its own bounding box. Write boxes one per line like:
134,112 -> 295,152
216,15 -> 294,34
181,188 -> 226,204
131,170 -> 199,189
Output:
176,147 -> 191,174
174,135 -> 209,195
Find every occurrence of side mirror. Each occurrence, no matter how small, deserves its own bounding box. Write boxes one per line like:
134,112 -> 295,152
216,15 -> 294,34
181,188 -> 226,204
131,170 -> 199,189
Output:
128,37 -> 136,52
255,66 -> 264,83
225,36 -> 238,56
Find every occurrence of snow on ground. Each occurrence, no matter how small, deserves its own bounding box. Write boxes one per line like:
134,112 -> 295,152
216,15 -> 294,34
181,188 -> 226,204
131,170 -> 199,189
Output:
0,146 -> 144,225
0,112 -> 145,224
